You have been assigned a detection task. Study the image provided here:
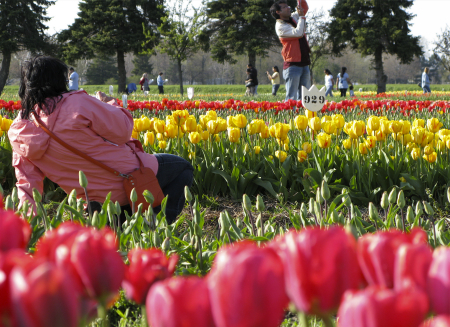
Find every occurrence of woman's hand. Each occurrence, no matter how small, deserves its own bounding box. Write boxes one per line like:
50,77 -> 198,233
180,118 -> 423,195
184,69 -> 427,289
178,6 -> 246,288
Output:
96,91 -> 115,103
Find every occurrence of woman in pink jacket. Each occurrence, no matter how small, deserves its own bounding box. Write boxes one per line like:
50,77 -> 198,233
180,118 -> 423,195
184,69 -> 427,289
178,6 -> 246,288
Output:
8,56 -> 193,224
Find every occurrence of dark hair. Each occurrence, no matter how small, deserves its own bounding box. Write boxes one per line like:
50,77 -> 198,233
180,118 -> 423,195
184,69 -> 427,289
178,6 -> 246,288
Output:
340,67 -> 347,76
159,72 -> 163,75
273,66 -> 279,72
324,69 -> 331,75
246,68 -> 252,73
69,67 -> 74,71
19,56 -> 69,120
349,85 -> 354,90
247,63 -> 253,68
270,0 -> 287,19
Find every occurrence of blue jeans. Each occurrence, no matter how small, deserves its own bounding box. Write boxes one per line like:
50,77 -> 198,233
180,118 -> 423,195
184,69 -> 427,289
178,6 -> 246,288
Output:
154,154 -> 194,223
283,66 -> 311,101
254,85 -> 258,95
423,85 -> 431,93
272,84 -> 280,96
325,85 -> 333,97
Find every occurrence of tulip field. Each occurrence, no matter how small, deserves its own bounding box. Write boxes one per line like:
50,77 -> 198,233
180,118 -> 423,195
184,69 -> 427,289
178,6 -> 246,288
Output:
2,90 -> 450,327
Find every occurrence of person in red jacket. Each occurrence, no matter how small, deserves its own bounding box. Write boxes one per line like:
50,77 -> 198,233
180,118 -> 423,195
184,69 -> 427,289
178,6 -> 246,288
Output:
270,0 -> 311,101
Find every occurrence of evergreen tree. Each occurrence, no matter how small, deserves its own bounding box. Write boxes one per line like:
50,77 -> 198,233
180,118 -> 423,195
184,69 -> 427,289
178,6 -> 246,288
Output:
0,0 -> 55,94
328,0 -> 422,94
434,27 -> 450,73
132,55 -> 153,77
85,56 -> 118,85
199,0 -> 297,65
58,0 -> 164,93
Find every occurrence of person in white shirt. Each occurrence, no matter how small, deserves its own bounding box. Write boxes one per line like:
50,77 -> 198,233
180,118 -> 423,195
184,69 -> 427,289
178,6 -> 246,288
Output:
68,67 -> 79,91
157,72 -> 164,94
336,67 -> 351,97
324,69 -> 334,97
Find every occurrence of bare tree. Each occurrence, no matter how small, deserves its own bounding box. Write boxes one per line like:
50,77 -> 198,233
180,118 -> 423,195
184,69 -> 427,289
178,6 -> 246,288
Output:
434,26 -> 450,72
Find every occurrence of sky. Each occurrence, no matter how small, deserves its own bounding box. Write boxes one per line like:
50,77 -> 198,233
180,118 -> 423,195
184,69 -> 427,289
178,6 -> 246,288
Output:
46,0 -> 449,56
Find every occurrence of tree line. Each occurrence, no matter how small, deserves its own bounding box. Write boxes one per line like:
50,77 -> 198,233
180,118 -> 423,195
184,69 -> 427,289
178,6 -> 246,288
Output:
1,0 -> 449,95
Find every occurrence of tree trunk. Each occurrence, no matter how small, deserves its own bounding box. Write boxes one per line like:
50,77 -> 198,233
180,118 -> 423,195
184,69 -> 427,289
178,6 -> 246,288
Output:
374,47 -> 386,94
117,50 -> 127,93
177,59 -> 183,96
248,52 -> 256,66
0,51 -> 12,95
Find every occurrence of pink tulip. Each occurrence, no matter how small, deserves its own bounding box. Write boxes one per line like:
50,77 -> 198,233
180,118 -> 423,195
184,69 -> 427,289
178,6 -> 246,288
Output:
146,277 -> 214,327
420,315 -> 450,327
0,209 -> 31,252
207,241 -> 288,327
10,260 -> 80,327
275,226 -> 361,316
338,286 -> 429,327
70,228 -> 125,304
394,243 -> 433,292
358,228 -> 427,288
0,250 -> 33,325
122,248 -> 178,305
428,247 -> 450,314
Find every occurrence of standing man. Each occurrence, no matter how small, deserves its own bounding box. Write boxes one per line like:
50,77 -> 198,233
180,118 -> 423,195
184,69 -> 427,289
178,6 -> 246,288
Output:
270,0 -> 311,101
157,72 -> 164,94
247,63 -> 258,95
68,67 -> 79,91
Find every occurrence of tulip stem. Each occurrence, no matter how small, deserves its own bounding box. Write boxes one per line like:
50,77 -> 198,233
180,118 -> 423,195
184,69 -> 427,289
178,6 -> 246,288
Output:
98,304 -> 109,327
141,305 -> 148,327
321,315 -> 335,327
298,312 -> 309,327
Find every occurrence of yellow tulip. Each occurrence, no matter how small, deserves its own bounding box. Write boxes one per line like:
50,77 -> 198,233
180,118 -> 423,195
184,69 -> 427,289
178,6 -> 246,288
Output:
380,119 -> 391,135
164,124 -> 178,138
343,122 -> 352,136
427,118 -> 443,133
359,142 -> 368,155
244,144 -> 250,152
207,110 -> 217,120
343,138 -> 352,150
424,144 -> 434,155
321,116 -> 331,123
131,130 -> 138,139
352,121 -> 365,137
322,121 -> 337,134
228,127 -> 241,143
158,140 -> 167,150
413,119 -> 425,128
401,120 -> 411,134
411,148 -> 420,160
274,123 -> 290,141
309,117 -> 322,132
317,132 -> 331,149
297,150 -> 307,162
412,127 -> 426,145
367,116 -> 380,132
233,114 -> 248,128
389,121 -> 403,134
365,136 -> 377,149
144,131 -> 155,146
189,132 -> 201,144
294,115 -> 308,130
254,146 -> 261,154
134,119 -> 144,133
184,116 -> 197,132
154,119 -> 166,134
207,120 -> 220,134
332,114 -> 345,129
438,129 -> 450,141
217,118 -> 228,133
283,143 -> 289,151
423,152 -> 437,163
141,116 -> 151,131
305,110 -> 317,119
401,134 -> 412,146
201,130 -> 209,141
302,142 -> 312,154
260,126 -> 270,139
406,142 -> 417,152
199,115 -> 211,129
188,151 -> 196,160
275,150 -> 287,163
437,140 -> 446,152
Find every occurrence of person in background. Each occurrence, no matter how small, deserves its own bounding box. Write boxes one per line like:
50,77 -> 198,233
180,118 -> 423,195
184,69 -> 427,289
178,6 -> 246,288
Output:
349,85 -> 355,97
247,63 -> 258,95
245,69 -> 255,96
139,73 -> 149,92
68,67 -> 79,91
157,72 -> 164,94
336,67 -> 351,97
267,66 -> 281,96
422,67 -> 431,93
324,69 -> 334,97
270,0 -> 311,101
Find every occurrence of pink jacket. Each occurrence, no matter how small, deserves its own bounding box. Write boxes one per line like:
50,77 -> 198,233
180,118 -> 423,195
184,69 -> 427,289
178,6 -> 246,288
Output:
8,90 -> 158,212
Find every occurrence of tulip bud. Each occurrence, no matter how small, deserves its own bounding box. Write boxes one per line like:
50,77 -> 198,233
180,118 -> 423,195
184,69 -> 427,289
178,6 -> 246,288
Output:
368,202 -> 379,221
32,188 -> 42,203
22,201 -> 29,217
397,190 -> 405,209
415,201 -> 423,216
301,202 -> 308,218
406,206 -> 415,224
447,187 -> 450,203
256,194 -> 265,212
130,188 -> 138,203
153,232 -> 162,247
243,194 -> 252,212
12,187 -> 18,204
316,187 -> 324,204
107,201 -> 116,216
194,224 -> 202,237
68,189 -> 77,207
388,188 -> 397,204
165,226 -> 172,239
321,180 -> 330,200
341,188 -> 349,195
395,214 -> 402,229
162,237 -> 171,252
184,186 -> 193,203
314,201 -> 321,218
143,190 -> 155,205
5,195 -> 13,211
79,170 -> 88,188
115,201 -> 122,217
183,233 -> 190,242
350,204 -> 355,221
92,211 -> 99,227
219,212 -> 230,237
423,201 -> 434,216
380,191 -> 389,210
342,194 -> 351,207
308,198 -> 315,214
236,217 -> 242,229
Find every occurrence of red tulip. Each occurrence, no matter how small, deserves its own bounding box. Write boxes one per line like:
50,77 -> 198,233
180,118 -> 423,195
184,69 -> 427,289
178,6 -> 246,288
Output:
122,248 -> 178,304
0,209 -> 31,252
10,260 -> 80,327
358,229 -> 427,288
70,228 -> 125,304
428,247 -> 450,315
394,243 -> 433,292
276,226 -> 361,316
420,315 -> 450,327
146,277 -> 214,327
207,241 -> 288,327
338,286 -> 429,327
0,250 -> 33,325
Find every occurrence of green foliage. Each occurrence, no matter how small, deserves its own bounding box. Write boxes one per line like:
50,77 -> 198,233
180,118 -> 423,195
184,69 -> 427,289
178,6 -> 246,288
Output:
131,55 -> 153,77
85,56 -> 118,85
58,0 -> 165,93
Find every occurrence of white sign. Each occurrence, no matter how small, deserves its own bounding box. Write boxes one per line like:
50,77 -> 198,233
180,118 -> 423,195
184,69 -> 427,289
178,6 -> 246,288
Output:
187,87 -> 194,99
122,94 -> 128,109
301,85 -> 326,112
109,85 -> 114,96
